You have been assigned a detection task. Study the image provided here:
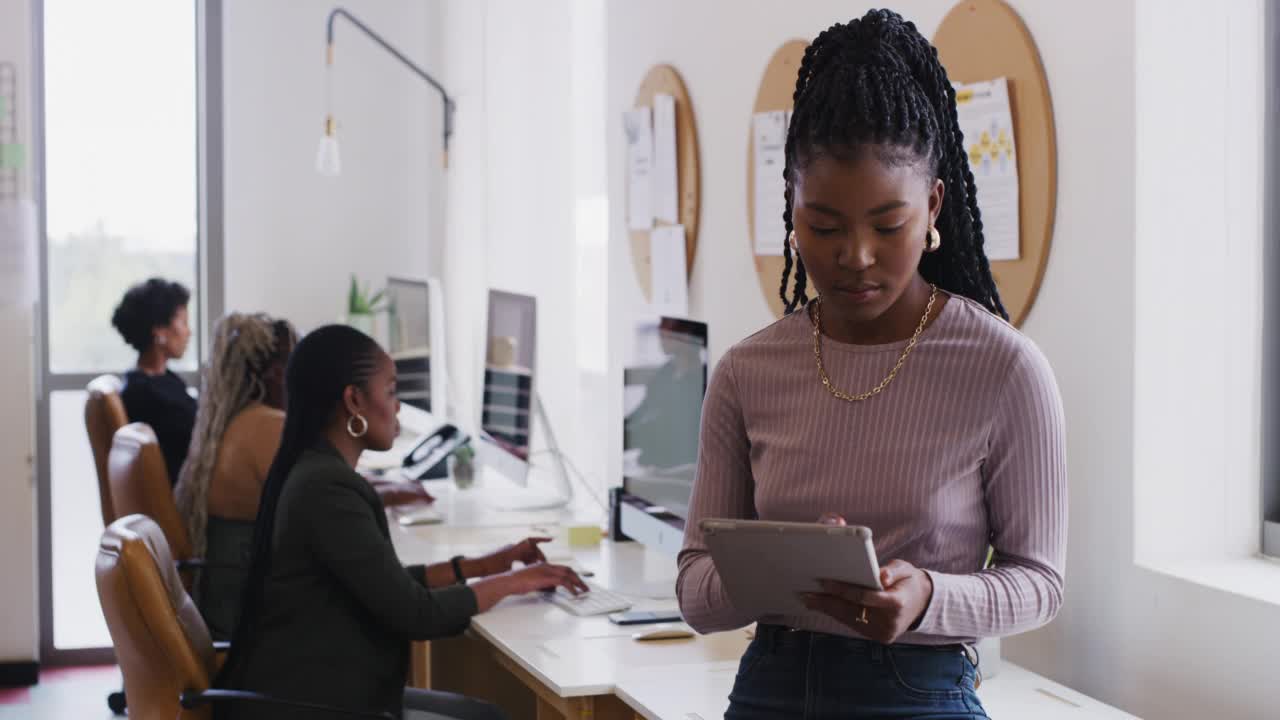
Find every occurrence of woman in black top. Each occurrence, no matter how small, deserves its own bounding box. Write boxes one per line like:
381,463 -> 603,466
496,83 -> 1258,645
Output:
217,325 -> 588,720
111,277 -> 197,483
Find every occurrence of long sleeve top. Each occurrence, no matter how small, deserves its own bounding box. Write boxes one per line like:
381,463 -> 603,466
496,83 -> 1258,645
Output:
677,294 -> 1067,645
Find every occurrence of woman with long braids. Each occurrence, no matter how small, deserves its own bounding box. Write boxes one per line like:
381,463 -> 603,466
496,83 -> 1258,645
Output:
216,325 -> 587,720
174,312 -> 298,640
678,10 -> 1065,718
175,313 -> 437,640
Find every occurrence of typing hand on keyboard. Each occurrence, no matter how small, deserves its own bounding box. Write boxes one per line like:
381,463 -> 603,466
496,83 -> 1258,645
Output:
545,582 -> 633,616
472,563 -> 589,613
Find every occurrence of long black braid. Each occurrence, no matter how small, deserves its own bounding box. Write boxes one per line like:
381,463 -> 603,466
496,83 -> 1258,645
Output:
214,325 -> 381,705
780,10 -> 1007,319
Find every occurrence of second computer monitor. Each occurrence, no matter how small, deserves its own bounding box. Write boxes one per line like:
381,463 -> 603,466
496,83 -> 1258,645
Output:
386,277 -> 447,418
481,290 -> 537,466
622,316 -> 708,519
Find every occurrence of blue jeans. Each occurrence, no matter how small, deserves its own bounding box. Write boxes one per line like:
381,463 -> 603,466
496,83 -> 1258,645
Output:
726,625 -> 989,719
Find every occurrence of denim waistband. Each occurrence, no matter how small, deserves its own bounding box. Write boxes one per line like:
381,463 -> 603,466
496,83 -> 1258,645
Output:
754,624 -> 974,664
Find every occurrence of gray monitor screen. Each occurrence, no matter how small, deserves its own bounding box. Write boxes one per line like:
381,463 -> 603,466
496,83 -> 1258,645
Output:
623,317 -> 708,519
482,290 -> 537,461
386,278 -> 432,412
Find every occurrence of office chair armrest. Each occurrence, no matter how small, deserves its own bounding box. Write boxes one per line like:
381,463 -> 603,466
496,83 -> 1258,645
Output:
175,558 -> 243,571
179,689 -> 395,719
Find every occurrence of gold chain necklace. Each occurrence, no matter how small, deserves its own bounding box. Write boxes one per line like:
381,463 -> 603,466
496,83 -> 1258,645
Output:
810,285 -> 938,402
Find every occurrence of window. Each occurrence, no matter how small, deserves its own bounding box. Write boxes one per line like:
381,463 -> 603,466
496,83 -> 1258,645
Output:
36,0 -> 222,659
43,0 -> 200,373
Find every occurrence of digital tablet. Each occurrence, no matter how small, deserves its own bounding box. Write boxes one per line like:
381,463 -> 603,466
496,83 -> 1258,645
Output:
700,518 -> 883,618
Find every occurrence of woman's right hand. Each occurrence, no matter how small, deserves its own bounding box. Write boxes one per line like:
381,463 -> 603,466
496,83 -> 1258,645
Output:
471,563 -> 589,613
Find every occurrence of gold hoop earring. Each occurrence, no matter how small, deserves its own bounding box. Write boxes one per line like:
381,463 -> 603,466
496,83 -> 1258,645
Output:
926,226 -> 942,253
346,414 -> 368,438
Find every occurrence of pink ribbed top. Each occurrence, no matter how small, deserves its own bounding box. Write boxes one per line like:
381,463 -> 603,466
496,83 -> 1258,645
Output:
677,294 -> 1066,644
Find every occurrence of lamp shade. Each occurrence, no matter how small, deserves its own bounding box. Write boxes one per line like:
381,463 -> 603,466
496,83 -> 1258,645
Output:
315,132 -> 341,177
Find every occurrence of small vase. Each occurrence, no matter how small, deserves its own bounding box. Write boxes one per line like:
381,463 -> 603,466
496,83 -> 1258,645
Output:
451,454 -> 475,489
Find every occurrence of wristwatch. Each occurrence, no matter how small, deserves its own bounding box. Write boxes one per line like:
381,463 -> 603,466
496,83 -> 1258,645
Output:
450,555 -> 467,585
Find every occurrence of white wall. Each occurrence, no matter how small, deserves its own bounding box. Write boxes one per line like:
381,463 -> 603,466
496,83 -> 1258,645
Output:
0,0 -> 40,665
1133,0 -> 1265,567
438,0 -> 609,497
605,1 -> 1280,718
225,0 -> 611,497
222,0 -> 445,334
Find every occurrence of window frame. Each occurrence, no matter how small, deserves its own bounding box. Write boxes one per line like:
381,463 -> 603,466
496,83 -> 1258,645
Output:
32,0 -> 224,663
1264,0 -> 1280,560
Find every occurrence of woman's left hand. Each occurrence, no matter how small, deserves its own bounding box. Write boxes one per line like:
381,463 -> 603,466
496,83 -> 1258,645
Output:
479,537 -> 552,576
800,559 -> 934,645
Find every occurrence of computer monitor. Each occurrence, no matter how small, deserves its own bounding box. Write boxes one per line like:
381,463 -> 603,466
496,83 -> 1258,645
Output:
618,317 -> 708,555
474,289 -> 571,510
385,277 -> 448,419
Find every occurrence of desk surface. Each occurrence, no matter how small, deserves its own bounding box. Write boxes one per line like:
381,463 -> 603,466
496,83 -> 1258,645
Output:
390,479 -> 1136,719
613,660 -> 1139,720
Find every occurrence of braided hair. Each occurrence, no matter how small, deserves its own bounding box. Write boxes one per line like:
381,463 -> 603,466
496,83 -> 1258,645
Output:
215,324 -> 382,696
174,312 -> 298,559
780,9 -> 1007,319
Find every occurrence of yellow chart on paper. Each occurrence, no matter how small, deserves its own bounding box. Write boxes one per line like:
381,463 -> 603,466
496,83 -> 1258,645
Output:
954,77 -> 1020,261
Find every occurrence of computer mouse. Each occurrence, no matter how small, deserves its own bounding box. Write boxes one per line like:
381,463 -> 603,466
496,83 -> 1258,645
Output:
395,507 -> 443,526
632,625 -> 695,642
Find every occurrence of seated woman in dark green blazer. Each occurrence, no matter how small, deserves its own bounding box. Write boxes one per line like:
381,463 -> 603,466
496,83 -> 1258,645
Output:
216,325 -> 587,720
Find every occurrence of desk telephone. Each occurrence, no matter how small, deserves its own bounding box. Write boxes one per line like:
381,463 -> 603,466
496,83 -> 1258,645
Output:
403,423 -> 470,480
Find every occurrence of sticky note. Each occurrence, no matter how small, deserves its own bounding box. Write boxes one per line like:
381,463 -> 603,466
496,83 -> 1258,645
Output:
0,144 -> 26,170
567,524 -> 603,548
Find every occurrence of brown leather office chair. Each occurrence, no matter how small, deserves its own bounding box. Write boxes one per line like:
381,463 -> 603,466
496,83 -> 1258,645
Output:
107,423 -> 193,569
95,514 -> 392,720
86,374 -> 128,526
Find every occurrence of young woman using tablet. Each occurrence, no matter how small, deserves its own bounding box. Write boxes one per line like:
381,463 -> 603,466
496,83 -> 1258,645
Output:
677,10 -> 1066,719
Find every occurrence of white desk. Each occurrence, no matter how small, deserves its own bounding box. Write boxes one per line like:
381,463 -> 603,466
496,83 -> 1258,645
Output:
391,482 -> 1136,720
613,660 -> 1139,720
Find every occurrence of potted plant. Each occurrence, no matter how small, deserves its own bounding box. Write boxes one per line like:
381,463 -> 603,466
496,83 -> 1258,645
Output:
343,274 -> 388,337
450,443 -> 476,489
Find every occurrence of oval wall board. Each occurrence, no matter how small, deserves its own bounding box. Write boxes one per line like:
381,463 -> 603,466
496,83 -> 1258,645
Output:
934,0 -> 1057,327
746,39 -> 808,319
629,64 -> 701,301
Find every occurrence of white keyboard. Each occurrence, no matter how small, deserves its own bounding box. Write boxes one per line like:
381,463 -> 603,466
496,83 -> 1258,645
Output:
545,582 -> 633,616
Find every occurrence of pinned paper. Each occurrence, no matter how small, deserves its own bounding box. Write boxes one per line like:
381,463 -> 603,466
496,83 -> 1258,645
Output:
0,143 -> 25,170
649,224 -> 688,318
954,78 -> 1019,261
0,199 -> 37,307
652,93 -> 679,224
752,111 -> 789,256
624,108 -> 654,231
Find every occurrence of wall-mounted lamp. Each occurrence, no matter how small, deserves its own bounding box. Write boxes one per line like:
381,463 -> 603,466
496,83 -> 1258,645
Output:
317,7 -> 456,176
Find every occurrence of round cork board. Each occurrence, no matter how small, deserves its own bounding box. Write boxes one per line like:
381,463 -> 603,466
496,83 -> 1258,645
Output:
746,39 -> 808,319
629,64 -> 700,301
934,0 -> 1057,327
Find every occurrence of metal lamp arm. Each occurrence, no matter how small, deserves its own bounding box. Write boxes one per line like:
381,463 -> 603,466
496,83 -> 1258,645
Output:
325,6 -> 455,162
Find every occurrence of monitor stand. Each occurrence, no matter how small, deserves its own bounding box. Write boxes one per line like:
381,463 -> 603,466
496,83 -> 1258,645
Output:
479,393 -> 574,512
474,473 -> 567,511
